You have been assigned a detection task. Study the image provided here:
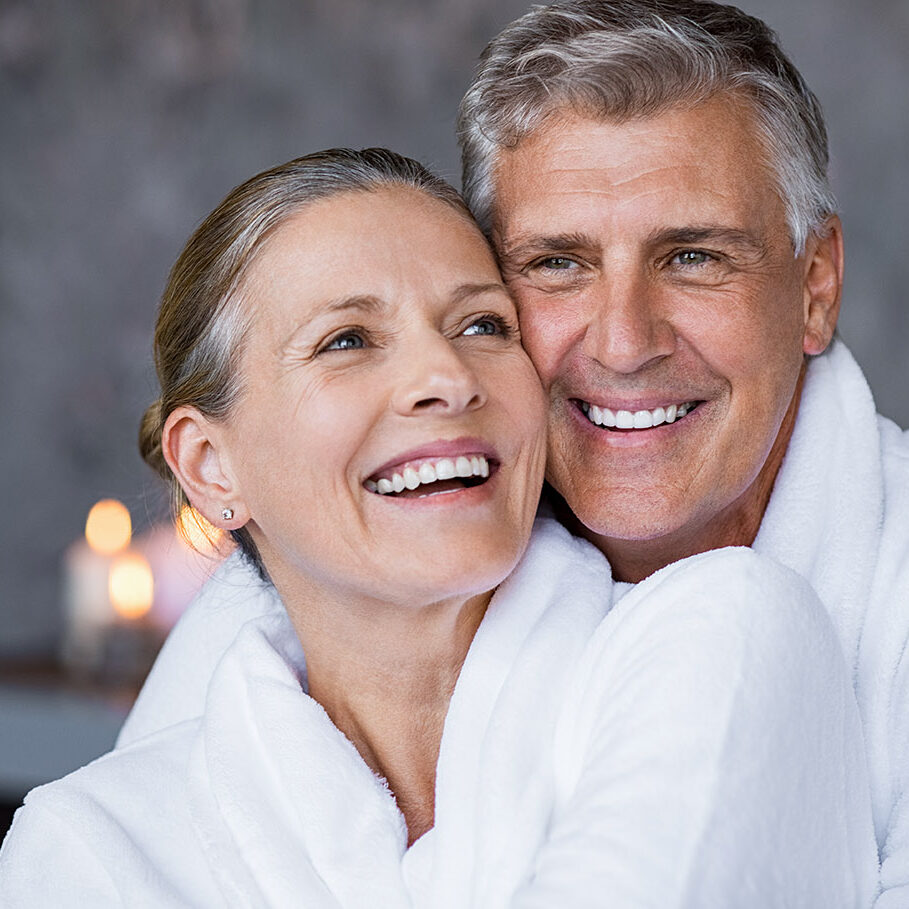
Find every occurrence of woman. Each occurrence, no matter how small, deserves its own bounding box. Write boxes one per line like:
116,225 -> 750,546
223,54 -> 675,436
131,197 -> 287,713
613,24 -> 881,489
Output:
0,149 -> 876,907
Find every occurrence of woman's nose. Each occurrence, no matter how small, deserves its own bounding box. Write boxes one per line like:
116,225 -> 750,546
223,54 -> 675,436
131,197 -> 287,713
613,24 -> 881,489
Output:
390,335 -> 486,416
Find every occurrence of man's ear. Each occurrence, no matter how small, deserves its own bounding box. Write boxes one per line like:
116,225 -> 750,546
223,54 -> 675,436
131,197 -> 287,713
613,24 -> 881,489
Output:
162,406 -> 248,530
802,214 -> 844,356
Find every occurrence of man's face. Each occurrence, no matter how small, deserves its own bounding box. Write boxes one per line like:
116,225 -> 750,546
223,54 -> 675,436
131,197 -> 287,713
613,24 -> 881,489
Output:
492,97 -> 841,577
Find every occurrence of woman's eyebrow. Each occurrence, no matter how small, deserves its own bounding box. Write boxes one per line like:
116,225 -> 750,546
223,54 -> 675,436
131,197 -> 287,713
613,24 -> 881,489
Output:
450,281 -> 511,303
320,294 -> 386,315
278,295 -> 386,353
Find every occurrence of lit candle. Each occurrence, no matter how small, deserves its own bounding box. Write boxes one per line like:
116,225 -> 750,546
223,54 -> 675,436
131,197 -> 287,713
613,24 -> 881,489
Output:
101,549 -> 159,686
61,499 -> 133,674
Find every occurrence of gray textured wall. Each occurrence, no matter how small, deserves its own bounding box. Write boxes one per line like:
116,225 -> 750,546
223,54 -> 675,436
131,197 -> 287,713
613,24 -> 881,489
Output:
1,0 -> 907,655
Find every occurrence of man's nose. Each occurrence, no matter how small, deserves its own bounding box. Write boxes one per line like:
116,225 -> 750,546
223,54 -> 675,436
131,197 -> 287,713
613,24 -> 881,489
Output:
581,271 -> 676,374
390,334 -> 486,416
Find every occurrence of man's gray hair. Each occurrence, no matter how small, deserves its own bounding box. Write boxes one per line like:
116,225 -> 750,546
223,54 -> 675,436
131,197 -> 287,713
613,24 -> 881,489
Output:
458,0 -> 836,254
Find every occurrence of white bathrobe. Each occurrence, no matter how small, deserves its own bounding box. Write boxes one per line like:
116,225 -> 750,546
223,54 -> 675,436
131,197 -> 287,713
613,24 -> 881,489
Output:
109,340 -> 909,907
0,514 -> 877,907
750,340 -> 909,908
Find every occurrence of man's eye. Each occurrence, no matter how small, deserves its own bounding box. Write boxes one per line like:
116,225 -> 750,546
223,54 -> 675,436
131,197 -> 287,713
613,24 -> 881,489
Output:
462,315 -> 509,337
322,331 -> 366,352
537,256 -> 577,271
672,250 -> 713,267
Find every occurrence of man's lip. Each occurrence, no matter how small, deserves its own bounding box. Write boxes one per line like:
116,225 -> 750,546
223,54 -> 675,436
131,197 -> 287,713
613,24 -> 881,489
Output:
367,437 -> 499,481
571,395 -> 704,412
568,397 -> 705,441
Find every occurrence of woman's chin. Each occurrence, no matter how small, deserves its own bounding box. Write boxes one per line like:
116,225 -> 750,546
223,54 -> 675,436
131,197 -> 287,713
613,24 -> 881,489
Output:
378,533 -> 527,609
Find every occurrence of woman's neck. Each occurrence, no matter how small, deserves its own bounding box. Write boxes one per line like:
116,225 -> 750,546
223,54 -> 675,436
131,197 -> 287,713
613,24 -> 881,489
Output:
275,577 -> 492,845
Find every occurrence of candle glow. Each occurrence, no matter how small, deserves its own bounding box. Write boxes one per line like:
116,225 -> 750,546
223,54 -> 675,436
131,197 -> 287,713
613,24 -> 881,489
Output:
85,499 -> 132,555
109,552 -> 154,620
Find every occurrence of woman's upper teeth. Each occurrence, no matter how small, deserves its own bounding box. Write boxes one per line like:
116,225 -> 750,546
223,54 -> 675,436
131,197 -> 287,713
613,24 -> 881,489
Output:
366,455 -> 490,494
580,401 -> 694,429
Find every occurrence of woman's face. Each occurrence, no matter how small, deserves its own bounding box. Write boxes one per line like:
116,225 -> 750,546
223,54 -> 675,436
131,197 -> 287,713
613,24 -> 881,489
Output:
220,187 -> 547,609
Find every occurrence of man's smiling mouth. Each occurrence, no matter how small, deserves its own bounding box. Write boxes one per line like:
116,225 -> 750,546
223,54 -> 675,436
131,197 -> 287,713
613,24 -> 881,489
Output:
365,455 -> 493,498
577,400 -> 701,430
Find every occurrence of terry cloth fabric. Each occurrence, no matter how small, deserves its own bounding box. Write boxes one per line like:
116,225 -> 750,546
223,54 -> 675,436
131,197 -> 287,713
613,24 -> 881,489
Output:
0,521 -> 877,907
752,340 -> 909,908
115,547 -> 284,745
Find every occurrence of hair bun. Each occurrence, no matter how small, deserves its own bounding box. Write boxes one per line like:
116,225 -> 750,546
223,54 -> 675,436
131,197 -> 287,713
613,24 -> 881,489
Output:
138,399 -> 169,480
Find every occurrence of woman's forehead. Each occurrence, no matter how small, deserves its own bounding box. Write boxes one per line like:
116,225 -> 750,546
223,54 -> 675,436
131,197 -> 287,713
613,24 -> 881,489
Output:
236,188 -> 502,340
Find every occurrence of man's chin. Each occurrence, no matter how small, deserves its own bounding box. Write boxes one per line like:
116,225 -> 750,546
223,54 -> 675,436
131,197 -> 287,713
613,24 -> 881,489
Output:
545,479 -> 689,540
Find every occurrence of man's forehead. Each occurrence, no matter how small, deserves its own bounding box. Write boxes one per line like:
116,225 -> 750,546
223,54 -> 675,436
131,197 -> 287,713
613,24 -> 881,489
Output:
489,97 -> 782,241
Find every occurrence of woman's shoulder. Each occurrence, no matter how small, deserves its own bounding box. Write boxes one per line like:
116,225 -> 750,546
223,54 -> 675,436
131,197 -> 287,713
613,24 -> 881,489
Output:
0,720 -> 219,906
13,719 -> 196,838
117,549 -> 283,747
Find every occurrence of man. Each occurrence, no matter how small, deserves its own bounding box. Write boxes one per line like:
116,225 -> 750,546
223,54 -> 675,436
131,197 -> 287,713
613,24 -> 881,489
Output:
115,0 -> 906,903
457,0 -> 909,903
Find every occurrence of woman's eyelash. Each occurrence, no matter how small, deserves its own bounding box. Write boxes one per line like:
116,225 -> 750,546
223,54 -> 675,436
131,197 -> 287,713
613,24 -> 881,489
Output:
319,329 -> 368,353
463,313 -> 515,337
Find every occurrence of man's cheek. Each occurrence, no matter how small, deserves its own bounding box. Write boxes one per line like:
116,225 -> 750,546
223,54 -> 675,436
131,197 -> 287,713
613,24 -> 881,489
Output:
519,313 -> 572,383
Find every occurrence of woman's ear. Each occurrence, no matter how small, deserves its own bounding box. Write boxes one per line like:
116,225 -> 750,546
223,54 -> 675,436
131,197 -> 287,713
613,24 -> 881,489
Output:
802,215 -> 844,356
162,406 -> 248,530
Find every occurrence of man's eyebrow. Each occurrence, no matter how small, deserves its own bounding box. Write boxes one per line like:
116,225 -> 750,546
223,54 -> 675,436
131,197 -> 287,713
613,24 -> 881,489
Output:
498,233 -> 593,263
498,228 -> 768,262
650,226 -> 767,254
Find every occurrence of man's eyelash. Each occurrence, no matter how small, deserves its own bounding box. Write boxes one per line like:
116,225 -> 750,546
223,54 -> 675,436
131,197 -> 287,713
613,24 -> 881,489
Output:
671,249 -> 717,266
532,255 -> 579,271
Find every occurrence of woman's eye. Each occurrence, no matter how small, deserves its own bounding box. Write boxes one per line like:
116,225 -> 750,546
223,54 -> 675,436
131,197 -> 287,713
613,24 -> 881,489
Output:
462,315 -> 508,337
322,331 -> 366,352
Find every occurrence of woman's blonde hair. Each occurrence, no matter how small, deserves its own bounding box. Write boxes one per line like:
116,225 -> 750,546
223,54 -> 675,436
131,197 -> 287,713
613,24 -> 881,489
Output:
139,147 -> 472,579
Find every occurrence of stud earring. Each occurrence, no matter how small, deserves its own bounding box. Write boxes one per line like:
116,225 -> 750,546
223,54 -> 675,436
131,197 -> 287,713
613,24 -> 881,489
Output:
221,507 -> 234,521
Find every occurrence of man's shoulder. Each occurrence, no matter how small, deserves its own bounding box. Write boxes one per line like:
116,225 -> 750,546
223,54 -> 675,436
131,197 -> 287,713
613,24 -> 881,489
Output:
875,412 -> 909,576
879,411 -> 909,466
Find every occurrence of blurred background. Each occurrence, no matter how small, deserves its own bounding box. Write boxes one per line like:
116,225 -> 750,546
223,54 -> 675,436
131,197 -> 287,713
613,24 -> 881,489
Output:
0,0 -> 907,820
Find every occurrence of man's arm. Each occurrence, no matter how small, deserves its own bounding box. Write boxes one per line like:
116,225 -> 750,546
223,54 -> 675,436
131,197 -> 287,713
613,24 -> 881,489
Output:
515,549 -> 879,908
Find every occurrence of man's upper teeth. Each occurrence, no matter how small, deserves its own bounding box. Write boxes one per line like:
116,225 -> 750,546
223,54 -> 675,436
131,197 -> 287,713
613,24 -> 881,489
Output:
367,455 -> 490,495
581,401 -> 692,429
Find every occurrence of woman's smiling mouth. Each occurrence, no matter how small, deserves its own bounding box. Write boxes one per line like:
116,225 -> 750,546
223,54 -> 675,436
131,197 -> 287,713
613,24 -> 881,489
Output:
366,454 -> 495,498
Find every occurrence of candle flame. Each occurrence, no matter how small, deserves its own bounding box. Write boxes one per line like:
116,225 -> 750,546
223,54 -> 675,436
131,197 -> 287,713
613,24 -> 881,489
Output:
85,499 -> 132,555
176,505 -> 223,555
109,552 -> 154,620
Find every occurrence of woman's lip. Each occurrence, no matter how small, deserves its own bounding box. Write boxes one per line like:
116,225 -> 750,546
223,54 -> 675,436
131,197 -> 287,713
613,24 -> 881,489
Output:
366,469 -> 500,507
367,437 -> 499,480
